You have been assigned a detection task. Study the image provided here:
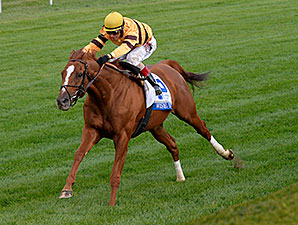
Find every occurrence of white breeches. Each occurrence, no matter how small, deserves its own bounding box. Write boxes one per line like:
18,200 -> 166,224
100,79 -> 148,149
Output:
117,36 -> 157,68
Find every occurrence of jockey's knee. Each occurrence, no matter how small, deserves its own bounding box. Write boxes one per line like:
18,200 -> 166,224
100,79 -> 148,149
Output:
136,62 -> 145,70
126,55 -> 141,67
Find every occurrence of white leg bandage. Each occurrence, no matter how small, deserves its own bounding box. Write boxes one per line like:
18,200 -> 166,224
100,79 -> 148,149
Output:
210,136 -> 229,157
174,160 -> 185,182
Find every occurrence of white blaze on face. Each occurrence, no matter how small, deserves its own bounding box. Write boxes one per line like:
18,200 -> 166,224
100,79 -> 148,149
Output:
62,65 -> 75,93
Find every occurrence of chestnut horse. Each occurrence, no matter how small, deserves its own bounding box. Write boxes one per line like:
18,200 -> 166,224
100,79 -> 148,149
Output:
56,49 -> 234,206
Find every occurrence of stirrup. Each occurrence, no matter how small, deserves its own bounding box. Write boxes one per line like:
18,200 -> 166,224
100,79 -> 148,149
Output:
154,85 -> 162,95
146,73 -> 162,95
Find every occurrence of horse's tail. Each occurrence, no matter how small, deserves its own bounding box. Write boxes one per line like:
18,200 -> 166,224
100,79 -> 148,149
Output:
159,60 -> 209,90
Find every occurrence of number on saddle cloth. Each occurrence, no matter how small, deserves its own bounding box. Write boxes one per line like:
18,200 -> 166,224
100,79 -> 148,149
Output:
119,61 -> 141,77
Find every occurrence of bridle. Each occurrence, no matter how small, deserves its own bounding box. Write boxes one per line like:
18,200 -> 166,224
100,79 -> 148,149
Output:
60,58 -> 144,107
60,59 -> 103,107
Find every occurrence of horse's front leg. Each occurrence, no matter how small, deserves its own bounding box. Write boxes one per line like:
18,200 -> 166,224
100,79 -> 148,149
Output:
109,132 -> 130,206
59,126 -> 101,199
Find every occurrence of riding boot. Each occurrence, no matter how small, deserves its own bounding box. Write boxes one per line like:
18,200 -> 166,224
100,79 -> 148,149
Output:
141,66 -> 162,95
147,73 -> 162,95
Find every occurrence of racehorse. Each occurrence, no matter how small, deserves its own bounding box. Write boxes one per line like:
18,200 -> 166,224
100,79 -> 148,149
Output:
56,49 -> 234,206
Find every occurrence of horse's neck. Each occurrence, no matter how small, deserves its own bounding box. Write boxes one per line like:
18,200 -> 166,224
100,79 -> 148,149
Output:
87,69 -> 125,108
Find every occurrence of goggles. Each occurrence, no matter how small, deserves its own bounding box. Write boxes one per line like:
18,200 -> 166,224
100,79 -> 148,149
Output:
106,30 -> 121,35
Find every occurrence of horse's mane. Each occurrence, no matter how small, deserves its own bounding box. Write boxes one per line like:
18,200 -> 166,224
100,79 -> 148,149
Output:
70,48 -> 97,62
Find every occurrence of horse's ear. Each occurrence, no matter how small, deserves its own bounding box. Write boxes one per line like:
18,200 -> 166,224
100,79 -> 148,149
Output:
82,49 -> 97,58
89,49 -> 97,58
69,50 -> 76,59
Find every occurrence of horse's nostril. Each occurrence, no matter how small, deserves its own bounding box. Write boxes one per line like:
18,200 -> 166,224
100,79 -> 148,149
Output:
62,98 -> 69,104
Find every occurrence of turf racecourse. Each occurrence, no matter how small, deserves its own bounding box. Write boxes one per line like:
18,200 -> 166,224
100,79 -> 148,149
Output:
1,0 -> 297,224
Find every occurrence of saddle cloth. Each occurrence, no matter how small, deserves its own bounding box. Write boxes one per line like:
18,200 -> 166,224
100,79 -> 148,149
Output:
144,73 -> 172,110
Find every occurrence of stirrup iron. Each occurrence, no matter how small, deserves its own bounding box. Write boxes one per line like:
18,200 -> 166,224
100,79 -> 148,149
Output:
147,73 -> 162,95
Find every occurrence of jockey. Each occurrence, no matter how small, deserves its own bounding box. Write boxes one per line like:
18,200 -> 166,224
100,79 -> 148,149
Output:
83,12 -> 162,95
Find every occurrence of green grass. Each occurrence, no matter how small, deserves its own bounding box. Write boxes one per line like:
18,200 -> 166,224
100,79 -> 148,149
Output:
1,0 -> 298,224
189,183 -> 298,225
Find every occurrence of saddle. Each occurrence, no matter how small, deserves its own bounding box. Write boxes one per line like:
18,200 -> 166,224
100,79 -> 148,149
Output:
118,61 -> 141,77
117,61 -> 161,95
105,61 -> 146,87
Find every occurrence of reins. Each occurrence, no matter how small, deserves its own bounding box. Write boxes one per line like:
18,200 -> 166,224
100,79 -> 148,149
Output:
60,59 -> 145,107
105,63 -> 147,81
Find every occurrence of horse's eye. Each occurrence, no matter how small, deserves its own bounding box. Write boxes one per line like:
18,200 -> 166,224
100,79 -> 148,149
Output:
78,73 -> 83,78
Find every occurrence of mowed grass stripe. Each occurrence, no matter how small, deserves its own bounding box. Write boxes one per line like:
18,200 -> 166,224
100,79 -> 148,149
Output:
2,1 -> 295,55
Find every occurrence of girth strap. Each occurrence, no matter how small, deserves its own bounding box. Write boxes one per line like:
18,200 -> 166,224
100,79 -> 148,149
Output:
131,105 -> 153,138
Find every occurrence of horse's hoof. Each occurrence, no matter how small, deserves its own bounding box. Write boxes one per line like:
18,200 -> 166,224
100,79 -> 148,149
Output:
176,177 -> 186,182
224,149 -> 234,160
59,190 -> 73,199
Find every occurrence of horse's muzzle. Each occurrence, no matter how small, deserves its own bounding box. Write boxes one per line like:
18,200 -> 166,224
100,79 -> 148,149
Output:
56,94 -> 71,111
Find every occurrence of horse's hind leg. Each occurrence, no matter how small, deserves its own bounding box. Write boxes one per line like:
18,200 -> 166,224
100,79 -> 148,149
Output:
173,104 -> 234,160
150,125 -> 185,182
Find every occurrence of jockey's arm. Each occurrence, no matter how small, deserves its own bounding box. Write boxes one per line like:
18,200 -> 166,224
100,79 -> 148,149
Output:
84,28 -> 138,60
110,36 -> 137,59
95,34 -> 138,66
83,34 -> 108,54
